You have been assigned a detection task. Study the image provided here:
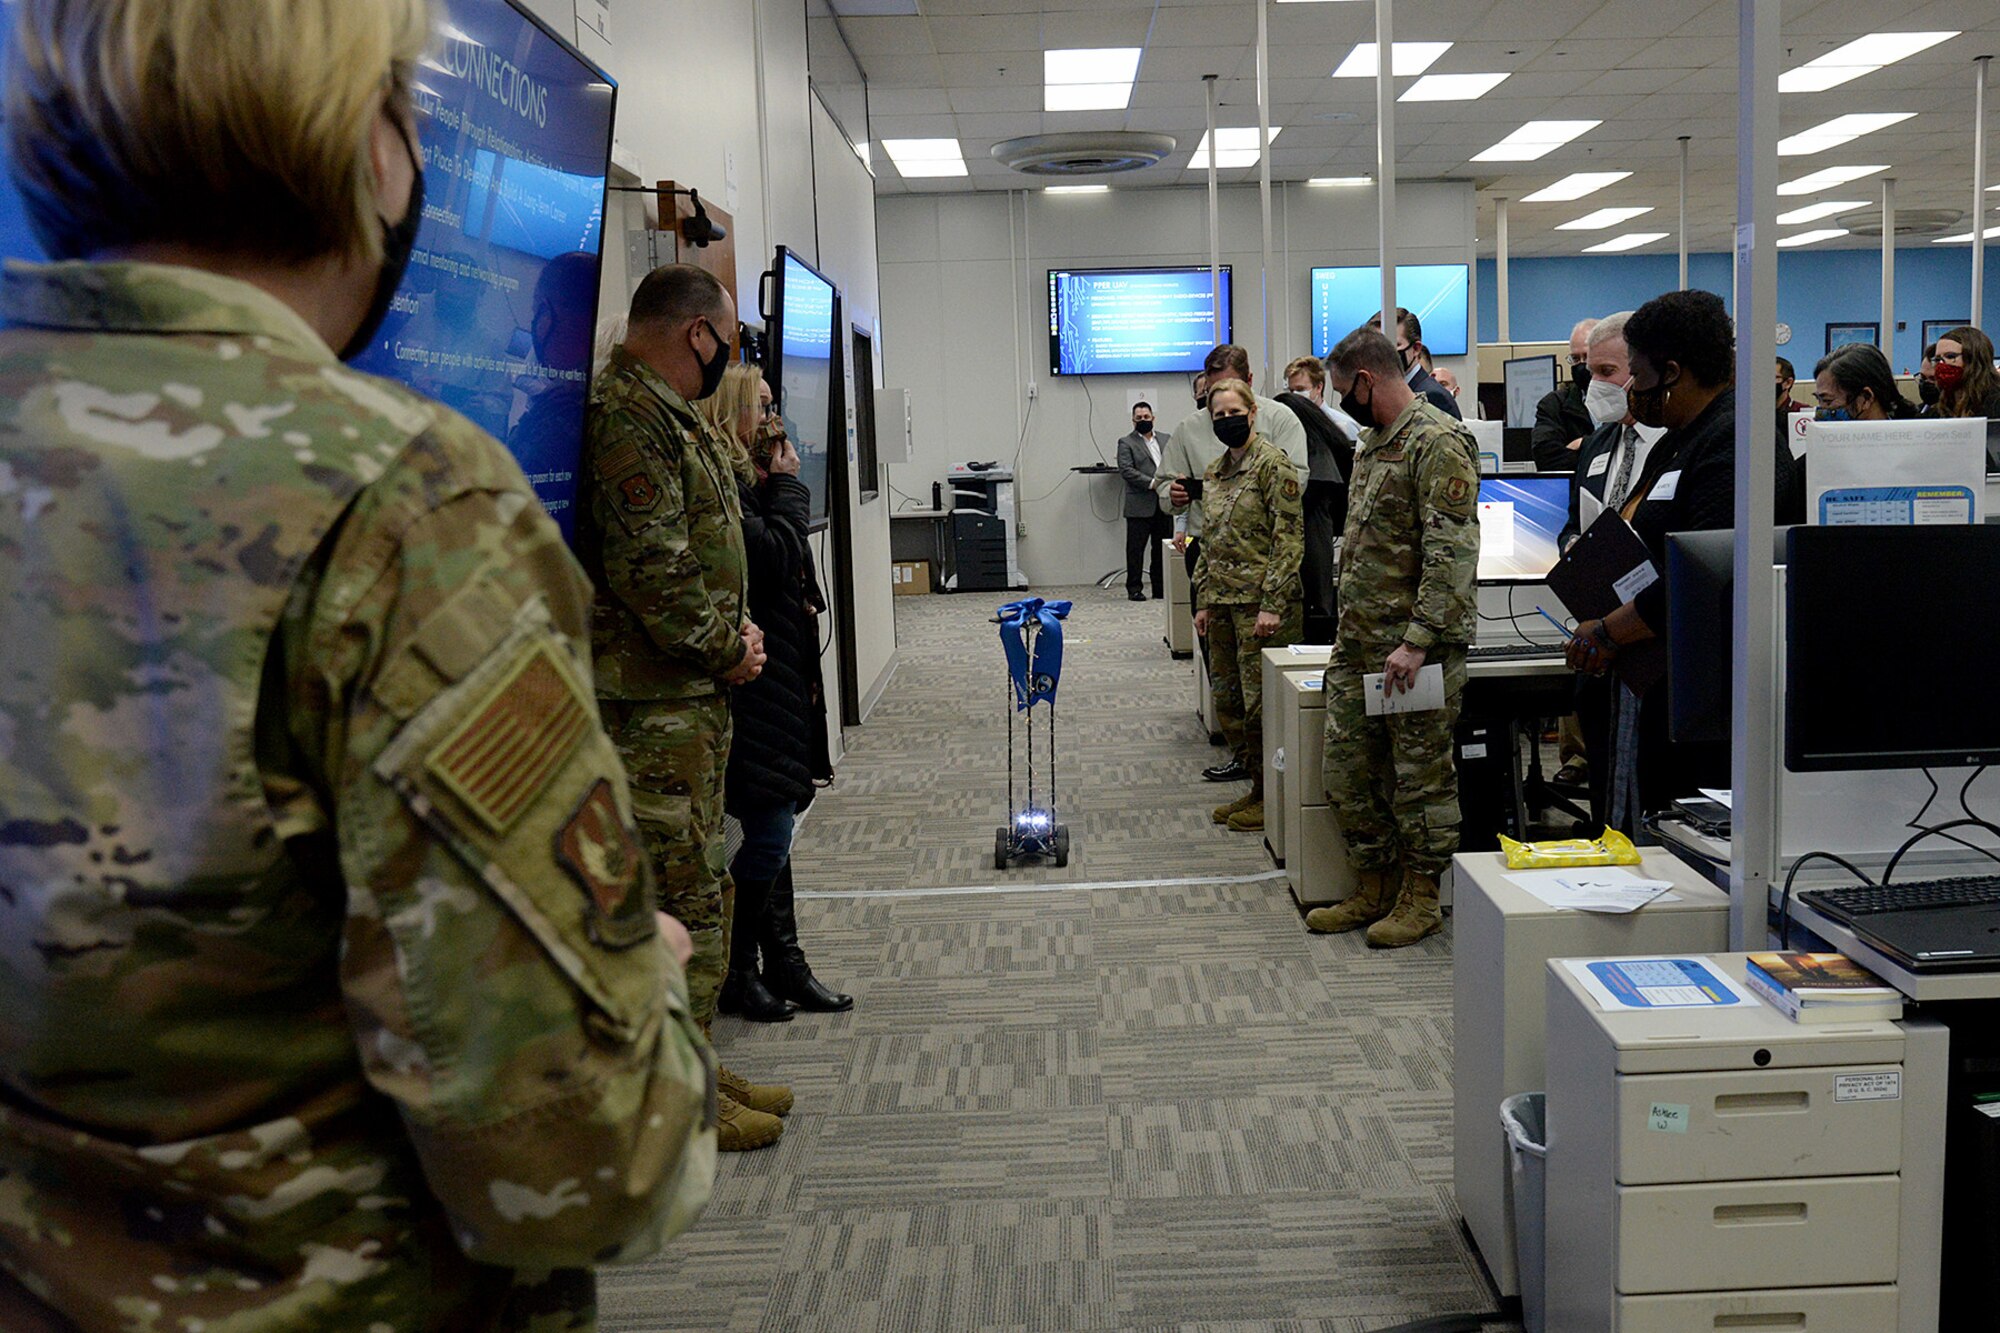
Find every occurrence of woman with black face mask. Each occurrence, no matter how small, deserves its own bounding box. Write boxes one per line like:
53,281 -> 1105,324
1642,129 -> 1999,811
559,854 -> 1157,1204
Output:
1191,379 -> 1306,834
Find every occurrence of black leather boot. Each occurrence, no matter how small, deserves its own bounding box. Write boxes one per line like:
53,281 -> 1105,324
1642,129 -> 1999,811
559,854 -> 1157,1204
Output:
717,877 -> 795,1023
761,861 -> 853,1012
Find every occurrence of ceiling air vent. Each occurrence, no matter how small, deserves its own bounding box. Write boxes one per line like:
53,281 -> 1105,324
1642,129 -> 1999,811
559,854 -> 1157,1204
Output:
991,132 -> 1177,177
1844,208 -> 1962,238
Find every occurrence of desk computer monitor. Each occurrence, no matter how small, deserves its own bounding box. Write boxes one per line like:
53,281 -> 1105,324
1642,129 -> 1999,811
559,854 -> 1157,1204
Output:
1785,524 -> 2000,771
1504,355 -> 1556,429
1669,528 -> 1798,745
1476,475 -> 1567,582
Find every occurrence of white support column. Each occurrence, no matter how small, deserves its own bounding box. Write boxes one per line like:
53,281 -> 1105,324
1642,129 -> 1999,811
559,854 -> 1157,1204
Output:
1881,177 -> 1897,359
1731,0 -> 1780,952
1678,135 -> 1692,290
1496,197 -> 1511,343
1374,0 -> 1398,338
1257,0 -> 1275,384
1975,57 -> 1991,326
1205,74 -> 1222,345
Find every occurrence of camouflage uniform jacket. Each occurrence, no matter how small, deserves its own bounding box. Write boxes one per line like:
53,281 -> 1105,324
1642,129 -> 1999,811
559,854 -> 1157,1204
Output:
577,349 -> 747,701
1337,397 -> 1482,658
1191,435 -> 1304,612
0,262 -> 715,1331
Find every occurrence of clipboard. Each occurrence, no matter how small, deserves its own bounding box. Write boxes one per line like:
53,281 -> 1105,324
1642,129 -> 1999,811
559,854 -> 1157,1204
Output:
1546,511 -> 1668,693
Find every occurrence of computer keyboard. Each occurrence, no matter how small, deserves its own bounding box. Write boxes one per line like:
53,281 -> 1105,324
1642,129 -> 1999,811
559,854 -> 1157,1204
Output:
1803,875 -> 2000,924
1467,642 -> 1564,661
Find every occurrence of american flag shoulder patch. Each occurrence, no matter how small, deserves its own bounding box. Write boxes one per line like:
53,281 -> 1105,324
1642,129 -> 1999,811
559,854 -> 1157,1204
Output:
426,642 -> 591,836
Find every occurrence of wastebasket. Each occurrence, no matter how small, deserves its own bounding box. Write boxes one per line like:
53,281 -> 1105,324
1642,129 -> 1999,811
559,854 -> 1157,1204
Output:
1501,1092 -> 1548,1333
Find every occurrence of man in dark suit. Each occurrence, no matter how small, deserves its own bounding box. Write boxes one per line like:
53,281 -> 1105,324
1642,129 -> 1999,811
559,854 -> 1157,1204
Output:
1116,401 -> 1171,600
1371,307 -> 1462,420
1532,317 -> 1598,472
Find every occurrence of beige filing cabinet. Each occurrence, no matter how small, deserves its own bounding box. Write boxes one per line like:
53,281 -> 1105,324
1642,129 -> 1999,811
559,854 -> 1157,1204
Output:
1544,953 -> 1946,1332
1163,538 -> 1193,656
1451,852 -> 1730,1300
1261,646 -> 1332,865
1276,670 -> 1357,907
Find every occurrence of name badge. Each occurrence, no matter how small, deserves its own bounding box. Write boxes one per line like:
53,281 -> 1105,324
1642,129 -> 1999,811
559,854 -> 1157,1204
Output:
1649,469 -> 1682,502
1587,452 -> 1611,478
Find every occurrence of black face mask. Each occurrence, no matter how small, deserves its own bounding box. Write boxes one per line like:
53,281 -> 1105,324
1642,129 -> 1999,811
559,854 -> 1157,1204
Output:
1213,415 -> 1252,449
1338,375 -> 1373,429
1135,419 -> 1154,434
1194,391 -> 1209,411
1571,360 -> 1591,390
340,117 -> 425,363
1919,377 -> 1942,406
694,319 -> 732,400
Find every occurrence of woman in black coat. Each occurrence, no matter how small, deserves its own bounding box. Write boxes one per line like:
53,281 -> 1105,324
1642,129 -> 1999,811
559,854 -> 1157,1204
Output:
708,369 -> 849,1021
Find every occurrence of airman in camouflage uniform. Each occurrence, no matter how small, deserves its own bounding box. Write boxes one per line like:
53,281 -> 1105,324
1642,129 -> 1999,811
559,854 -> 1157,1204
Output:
0,261 -> 716,1332
577,266 -> 792,1151
1310,330 -> 1482,947
1193,380 -> 1304,833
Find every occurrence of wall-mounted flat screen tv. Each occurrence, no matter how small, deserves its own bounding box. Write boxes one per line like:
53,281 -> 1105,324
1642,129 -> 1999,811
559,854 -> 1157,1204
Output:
764,247 -> 839,531
1048,265 -> 1232,376
1310,263 -> 1470,358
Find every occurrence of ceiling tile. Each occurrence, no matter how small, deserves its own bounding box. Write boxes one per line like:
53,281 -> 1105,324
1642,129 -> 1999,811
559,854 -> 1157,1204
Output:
926,15 -> 1040,54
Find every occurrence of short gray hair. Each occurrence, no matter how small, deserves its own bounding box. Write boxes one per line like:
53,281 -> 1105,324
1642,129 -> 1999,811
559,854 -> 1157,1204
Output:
1570,317 -> 1599,342
1586,310 -> 1635,351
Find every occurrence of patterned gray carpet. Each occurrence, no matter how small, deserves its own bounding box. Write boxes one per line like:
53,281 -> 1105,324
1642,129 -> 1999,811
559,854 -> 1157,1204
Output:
602,585 -> 1521,1332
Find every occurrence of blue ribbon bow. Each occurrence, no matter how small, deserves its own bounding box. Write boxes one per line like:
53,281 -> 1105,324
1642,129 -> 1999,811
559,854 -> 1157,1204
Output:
996,597 -> 1072,711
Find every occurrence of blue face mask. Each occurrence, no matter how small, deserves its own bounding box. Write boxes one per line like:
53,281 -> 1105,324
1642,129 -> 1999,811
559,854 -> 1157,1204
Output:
1816,405 -> 1852,423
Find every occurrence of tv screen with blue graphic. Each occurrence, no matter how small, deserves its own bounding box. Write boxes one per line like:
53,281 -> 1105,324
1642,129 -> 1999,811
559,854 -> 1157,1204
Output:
343,0 -> 615,542
1048,265 -> 1232,376
768,248 -> 838,530
1477,475 -> 1567,582
1311,263 -> 1470,358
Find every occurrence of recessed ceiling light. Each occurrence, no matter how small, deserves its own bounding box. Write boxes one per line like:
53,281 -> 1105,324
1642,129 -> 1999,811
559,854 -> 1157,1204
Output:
1045,184 -> 1110,194
1775,199 -> 1867,225
1776,164 -> 1889,195
1046,83 -> 1135,111
1776,228 -> 1850,247
1777,112 -> 1916,156
1399,72 -> 1510,102
1779,31 -> 1958,93
1520,171 -> 1632,202
1933,225 -> 2000,243
1472,120 -> 1600,162
1044,48 -> 1140,112
1307,176 -> 1373,187
1557,206 -> 1655,231
1582,232 -> 1669,253
1189,127 -> 1284,170
1331,42 -> 1452,78
881,138 -> 969,178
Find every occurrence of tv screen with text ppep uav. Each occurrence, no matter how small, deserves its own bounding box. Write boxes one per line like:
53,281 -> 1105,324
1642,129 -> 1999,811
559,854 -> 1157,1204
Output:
346,0 -> 615,543
1048,265 -> 1232,376
1310,263 -> 1470,358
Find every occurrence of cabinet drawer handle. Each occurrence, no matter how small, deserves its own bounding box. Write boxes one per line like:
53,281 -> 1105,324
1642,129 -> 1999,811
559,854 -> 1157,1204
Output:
1713,1202 -> 1807,1225
1714,1316 -> 1806,1329
1714,1091 -> 1809,1114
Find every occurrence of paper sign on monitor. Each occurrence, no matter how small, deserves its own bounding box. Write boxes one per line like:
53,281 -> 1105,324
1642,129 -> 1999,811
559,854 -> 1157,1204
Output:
1477,501 -> 1518,559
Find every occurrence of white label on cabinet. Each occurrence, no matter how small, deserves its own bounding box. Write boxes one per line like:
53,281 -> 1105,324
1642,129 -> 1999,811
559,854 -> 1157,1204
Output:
1647,1102 -> 1690,1133
1461,743 -> 1489,759
1834,1071 -> 1901,1103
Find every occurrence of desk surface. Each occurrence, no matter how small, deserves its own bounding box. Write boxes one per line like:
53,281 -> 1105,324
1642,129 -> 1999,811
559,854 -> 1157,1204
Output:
1456,848 -> 1728,918
891,508 -> 951,520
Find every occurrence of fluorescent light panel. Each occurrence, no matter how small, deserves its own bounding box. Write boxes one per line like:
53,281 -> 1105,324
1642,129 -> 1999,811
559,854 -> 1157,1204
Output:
1776,228 -> 1850,247
1583,232 -> 1668,253
1776,164 -> 1889,195
1400,72 -> 1510,102
1044,47 -> 1140,112
1520,171 -> 1630,202
1046,83 -> 1133,111
1331,42 -> 1451,78
1045,184 -> 1109,194
881,137 -> 968,178
1307,176 -> 1372,186
1556,206 -> 1654,230
1777,112 -> 1915,156
1472,119 -> 1599,162
1779,31 -> 1957,93
1934,225 -> 2000,243
1776,199 -> 1866,225
1188,126 -> 1283,170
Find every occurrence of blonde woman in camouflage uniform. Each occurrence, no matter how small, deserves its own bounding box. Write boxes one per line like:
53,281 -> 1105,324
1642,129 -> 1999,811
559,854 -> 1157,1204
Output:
1193,378 -> 1304,834
0,2 -> 715,1328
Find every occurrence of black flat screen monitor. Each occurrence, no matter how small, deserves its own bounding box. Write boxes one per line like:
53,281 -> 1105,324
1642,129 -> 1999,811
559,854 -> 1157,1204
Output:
1047,265 -> 1231,375
1785,524 -> 2000,770
1669,528 -> 1796,746
347,0 -> 616,542
764,247 -> 838,530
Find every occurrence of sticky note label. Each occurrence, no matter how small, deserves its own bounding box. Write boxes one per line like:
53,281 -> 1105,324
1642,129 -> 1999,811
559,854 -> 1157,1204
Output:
1648,1102 -> 1690,1133
1834,1072 -> 1901,1103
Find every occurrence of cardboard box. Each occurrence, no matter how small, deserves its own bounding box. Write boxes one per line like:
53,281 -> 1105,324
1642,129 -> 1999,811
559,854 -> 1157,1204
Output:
891,560 -> 930,595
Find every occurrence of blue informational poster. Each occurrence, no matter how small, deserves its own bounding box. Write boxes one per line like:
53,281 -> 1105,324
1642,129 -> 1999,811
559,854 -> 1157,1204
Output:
1048,266 -> 1232,376
1582,958 -> 1745,1009
1311,263 -> 1471,357
346,0 -> 617,541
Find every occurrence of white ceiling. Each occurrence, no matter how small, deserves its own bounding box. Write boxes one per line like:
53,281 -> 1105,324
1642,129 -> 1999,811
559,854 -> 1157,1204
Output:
831,0 -> 2000,258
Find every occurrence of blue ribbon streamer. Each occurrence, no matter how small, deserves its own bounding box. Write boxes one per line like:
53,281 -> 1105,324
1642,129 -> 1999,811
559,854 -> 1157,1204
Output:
996,597 -> 1072,711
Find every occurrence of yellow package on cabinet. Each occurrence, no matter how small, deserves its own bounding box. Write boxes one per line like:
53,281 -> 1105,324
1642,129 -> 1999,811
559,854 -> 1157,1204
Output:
1498,828 -> 1643,869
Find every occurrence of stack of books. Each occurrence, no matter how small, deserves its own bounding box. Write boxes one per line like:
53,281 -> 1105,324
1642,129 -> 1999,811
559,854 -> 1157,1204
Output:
1743,952 -> 1905,1025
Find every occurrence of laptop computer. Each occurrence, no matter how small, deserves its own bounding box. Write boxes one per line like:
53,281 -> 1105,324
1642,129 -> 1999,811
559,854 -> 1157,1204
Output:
1802,891 -> 2000,973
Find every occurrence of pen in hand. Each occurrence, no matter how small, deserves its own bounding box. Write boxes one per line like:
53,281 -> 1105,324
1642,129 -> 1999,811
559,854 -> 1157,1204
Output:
1535,606 -> 1575,640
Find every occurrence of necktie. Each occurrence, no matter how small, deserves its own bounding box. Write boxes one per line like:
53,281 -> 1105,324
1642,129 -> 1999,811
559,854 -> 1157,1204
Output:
1607,426 -> 1638,511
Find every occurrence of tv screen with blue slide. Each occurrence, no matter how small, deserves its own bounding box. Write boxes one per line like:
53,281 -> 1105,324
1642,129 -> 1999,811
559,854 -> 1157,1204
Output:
766,248 -> 839,531
1049,265 -> 1232,375
1477,476 -> 1567,582
343,0 -> 615,542
1311,263 -> 1470,357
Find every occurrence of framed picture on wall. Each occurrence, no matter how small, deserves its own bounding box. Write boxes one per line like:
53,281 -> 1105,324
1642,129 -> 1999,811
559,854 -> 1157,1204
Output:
1825,322 -> 1878,353
1923,319 -> 1968,349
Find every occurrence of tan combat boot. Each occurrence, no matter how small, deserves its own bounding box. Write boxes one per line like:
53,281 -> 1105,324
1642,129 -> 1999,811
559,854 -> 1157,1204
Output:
1304,865 -> 1399,934
1212,789 -> 1257,824
1366,869 -> 1444,949
718,1064 -> 793,1117
716,1093 -> 783,1151
1225,799 -> 1265,831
